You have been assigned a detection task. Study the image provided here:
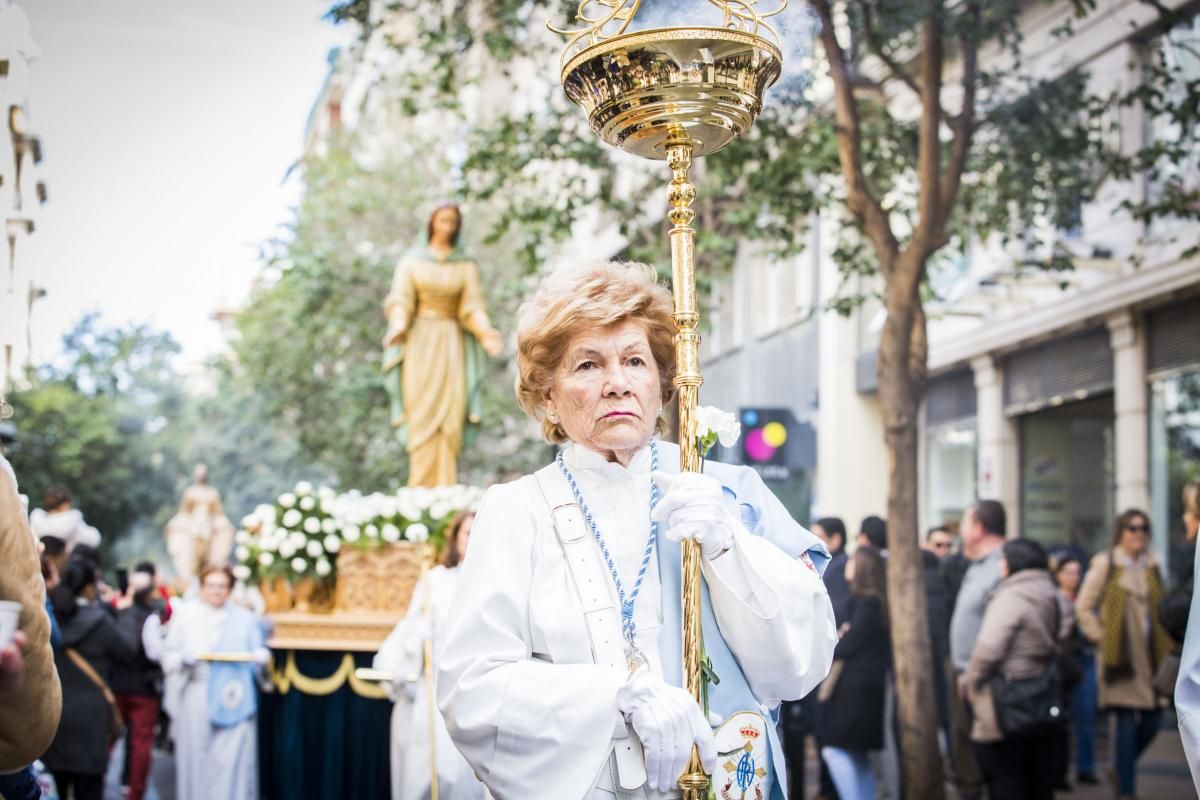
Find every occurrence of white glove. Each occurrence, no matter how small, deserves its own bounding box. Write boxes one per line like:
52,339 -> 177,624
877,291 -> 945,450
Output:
651,471 -> 740,560
616,665 -> 717,791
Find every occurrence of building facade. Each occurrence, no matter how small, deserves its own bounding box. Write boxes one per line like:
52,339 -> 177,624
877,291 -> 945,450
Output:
0,0 -> 48,394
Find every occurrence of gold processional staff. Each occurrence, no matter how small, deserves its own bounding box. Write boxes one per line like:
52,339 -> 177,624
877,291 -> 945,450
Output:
553,1 -> 789,795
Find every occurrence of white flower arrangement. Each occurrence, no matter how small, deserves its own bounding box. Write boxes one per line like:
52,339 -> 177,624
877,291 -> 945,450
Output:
234,482 -> 485,587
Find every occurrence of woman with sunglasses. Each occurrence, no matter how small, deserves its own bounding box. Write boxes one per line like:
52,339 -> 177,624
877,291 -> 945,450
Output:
1076,509 -> 1174,799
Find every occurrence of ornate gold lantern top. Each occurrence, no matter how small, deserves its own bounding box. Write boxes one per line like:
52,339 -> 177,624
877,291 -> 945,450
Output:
552,1 -> 787,159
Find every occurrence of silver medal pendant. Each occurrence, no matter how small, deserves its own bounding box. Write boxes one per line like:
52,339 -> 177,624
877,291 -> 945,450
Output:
626,647 -> 645,676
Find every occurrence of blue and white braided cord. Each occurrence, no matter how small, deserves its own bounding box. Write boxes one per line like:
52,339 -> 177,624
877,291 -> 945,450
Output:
555,440 -> 661,649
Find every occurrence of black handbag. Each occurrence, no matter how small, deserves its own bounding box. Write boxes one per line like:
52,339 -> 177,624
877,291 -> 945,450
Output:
990,602 -> 1069,736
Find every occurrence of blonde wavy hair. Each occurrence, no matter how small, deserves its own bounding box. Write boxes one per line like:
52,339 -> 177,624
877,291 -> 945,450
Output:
515,261 -> 676,443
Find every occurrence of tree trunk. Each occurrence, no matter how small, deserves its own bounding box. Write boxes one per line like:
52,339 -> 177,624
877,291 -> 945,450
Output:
877,270 -> 943,799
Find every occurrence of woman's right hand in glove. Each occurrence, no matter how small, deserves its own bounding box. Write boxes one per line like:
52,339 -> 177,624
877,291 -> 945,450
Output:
616,665 -> 717,792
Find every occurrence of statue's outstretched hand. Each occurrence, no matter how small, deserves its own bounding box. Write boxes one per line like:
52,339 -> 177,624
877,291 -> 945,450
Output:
480,328 -> 503,357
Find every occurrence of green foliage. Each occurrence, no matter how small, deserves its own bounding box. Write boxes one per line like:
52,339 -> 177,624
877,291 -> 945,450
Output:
6,315 -> 189,562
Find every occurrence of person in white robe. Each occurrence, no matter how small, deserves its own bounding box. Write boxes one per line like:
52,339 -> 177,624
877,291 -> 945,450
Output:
437,261 -> 838,800
162,565 -> 269,800
375,511 -> 486,800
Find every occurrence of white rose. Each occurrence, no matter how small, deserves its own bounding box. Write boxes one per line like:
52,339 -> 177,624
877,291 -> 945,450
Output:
406,522 -> 430,543
279,492 -> 297,509
291,557 -> 308,573
258,552 -> 275,567
303,517 -> 321,534
381,523 -> 401,543
430,501 -> 451,520
282,509 -> 303,528
233,565 -> 251,581
343,525 -> 361,543
412,487 -> 434,511
320,498 -> 333,514
318,486 -> 336,501
299,496 -> 316,511
323,535 -> 341,553
288,531 -> 307,550
695,405 -> 742,448
279,541 -> 297,559
321,517 -> 338,535
306,539 -> 324,558
295,481 -> 314,496
364,524 -> 379,539
235,545 -> 251,562
240,514 -> 257,529
315,558 -> 332,577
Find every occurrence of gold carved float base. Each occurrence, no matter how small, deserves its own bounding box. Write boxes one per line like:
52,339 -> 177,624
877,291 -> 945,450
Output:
267,611 -> 401,652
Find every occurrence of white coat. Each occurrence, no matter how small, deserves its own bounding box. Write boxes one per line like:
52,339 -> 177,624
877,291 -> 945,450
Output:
437,440 -> 836,800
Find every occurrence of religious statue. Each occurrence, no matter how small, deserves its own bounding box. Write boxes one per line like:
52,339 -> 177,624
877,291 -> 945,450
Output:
382,203 -> 502,487
164,463 -> 235,588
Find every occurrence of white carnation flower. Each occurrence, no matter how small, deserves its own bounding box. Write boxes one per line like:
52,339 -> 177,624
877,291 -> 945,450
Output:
299,496 -> 316,511
233,565 -> 251,581
430,501 -> 452,520
317,486 -> 336,501
412,487 -> 434,511
295,481 -> 314,496
323,535 -> 341,553
695,405 -> 742,448
258,552 -> 275,567
305,539 -> 324,558
240,514 -> 257,529
364,524 -> 379,539
303,517 -> 321,534
255,504 -> 277,523
343,525 -> 361,543
279,492 -> 297,509
315,558 -> 332,577
291,557 -> 308,573
279,541 -> 296,559
235,545 -> 251,562
288,531 -> 307,550
320,498 -> 333,514
282,509 -> 303,529
406,523 -> 430,543
381,523 -> 401,543
321,517 -> 337,534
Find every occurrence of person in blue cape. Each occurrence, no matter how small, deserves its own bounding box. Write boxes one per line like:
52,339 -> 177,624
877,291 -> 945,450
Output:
437,261 -> 837,800
162,565 -> 268,800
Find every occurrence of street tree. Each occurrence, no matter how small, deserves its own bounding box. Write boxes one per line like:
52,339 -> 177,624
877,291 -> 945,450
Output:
331,0 -> 1198,794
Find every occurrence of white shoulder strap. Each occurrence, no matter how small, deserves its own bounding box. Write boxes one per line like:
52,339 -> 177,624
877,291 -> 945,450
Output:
533,462 -> 648,794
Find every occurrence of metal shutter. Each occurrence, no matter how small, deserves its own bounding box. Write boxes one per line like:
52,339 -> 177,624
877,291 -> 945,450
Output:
926,369 -> 977,426
1003,328 -> 1113,415
1148,298 -> 1200,376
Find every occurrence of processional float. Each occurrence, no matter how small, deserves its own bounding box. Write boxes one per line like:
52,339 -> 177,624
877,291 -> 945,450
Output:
551,1 -> 789,795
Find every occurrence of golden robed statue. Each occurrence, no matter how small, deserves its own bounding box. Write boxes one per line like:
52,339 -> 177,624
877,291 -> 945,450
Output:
164,463 -> 235,588
382,203 -> 502,487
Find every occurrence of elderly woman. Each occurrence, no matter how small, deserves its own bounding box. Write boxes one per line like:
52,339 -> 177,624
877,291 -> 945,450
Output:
437,262 -> 837,800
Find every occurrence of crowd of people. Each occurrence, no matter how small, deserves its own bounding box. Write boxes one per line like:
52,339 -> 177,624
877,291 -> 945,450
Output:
0,464 -> 271,800
785,483 -> 1200,800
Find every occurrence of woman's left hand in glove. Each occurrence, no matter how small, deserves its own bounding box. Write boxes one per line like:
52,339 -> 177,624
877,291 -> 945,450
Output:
651,471 -> 741,560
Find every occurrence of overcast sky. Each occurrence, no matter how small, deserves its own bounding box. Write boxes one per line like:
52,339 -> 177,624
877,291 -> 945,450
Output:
20,0 -> 352,366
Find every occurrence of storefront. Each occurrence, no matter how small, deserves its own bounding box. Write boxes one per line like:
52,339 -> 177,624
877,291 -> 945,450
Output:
1006,329 -> 1116,554
1148,298 -> 1200,581
924,369 -> 977,531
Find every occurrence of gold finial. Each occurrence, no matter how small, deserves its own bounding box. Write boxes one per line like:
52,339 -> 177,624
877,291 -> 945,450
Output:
549,0 -> 787,68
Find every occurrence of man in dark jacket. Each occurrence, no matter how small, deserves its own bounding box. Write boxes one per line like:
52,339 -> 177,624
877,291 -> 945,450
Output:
112,563 -> 166,800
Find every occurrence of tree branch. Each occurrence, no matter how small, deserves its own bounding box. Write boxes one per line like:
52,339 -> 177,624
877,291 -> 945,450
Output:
810,0 -> 899,269
858,0 -> 923,101
937,3 -> 980,242
913,1 -> 945,258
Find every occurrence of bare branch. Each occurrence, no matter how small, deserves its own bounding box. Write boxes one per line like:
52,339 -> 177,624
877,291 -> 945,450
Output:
810,0 -> 899,268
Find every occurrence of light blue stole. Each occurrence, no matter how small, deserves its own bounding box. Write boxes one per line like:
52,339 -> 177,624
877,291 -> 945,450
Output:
653,444 -> 829,800
207,605 -> 262,728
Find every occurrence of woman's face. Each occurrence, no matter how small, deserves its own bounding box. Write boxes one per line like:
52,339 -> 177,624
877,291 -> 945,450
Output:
1056,560 -> 1082,594
1119,514 -> 1150,556
430,207 -> 459,245
455,514 -> 475,563
201,571 -> 232,608
547,320 -> 662,463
